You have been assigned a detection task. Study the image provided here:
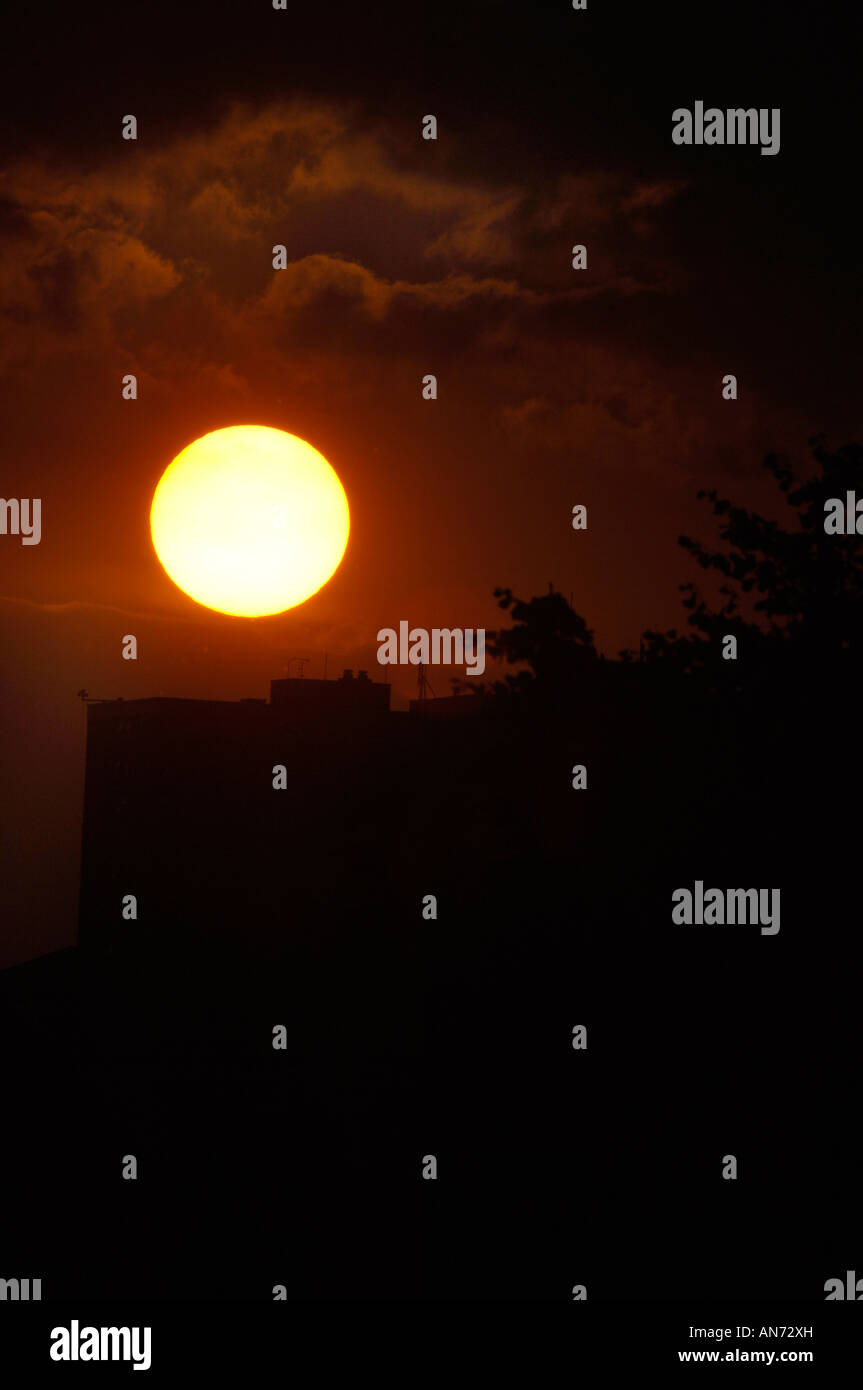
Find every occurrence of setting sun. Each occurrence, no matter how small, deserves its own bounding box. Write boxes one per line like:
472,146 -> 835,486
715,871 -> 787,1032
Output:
150,425 -> 350,617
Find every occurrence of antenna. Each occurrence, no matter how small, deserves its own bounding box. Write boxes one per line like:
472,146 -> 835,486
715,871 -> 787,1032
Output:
417,662 -> 437,701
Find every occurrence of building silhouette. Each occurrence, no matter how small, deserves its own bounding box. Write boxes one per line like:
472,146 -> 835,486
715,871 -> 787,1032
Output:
3,657 -> 856,1301
77,670 -> 491,956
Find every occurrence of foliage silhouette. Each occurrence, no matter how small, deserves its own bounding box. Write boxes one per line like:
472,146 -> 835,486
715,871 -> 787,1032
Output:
641,435 -> 863,678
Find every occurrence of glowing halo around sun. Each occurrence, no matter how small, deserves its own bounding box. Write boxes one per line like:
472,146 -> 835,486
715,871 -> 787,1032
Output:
150,425 -> 350,617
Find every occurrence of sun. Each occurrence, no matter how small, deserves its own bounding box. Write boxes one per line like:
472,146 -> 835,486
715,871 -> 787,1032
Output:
150,425 -> 350,617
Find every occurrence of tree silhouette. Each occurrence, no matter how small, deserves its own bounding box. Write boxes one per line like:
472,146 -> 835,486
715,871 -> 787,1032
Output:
641,436 -> 863,676
462,437 -> 863,702
456,583 -> 598,703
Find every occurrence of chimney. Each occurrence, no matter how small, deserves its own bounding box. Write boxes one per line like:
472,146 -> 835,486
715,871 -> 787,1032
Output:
342,668 -> 354,680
